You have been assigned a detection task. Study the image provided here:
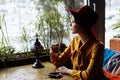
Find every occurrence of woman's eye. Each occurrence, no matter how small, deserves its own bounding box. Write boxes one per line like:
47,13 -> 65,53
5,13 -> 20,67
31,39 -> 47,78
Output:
71,21 -> 75,23
70,20 -> 75,23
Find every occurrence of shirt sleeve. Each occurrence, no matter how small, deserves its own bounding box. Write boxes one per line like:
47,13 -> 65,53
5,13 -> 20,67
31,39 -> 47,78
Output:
50,36 -> 77,67
70,42 -> 104,80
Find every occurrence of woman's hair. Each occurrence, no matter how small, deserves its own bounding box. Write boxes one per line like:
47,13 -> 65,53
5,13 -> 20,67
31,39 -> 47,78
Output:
67,5 -> 99,29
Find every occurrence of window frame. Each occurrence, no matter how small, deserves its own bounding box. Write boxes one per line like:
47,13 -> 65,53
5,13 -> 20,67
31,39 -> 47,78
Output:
0,0 -> 105,68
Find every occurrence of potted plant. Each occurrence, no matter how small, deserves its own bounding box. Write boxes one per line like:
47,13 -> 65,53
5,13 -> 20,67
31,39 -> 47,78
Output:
33,0 -> 71,54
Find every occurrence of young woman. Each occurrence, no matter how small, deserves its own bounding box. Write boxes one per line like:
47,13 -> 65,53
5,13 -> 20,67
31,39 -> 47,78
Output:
50,5 -> 120,80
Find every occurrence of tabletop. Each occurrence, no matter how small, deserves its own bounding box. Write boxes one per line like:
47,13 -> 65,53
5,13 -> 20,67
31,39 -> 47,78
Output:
0,62 -> 74,80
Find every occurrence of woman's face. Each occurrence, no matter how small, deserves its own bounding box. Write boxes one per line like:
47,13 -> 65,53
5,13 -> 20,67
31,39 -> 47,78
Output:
69,18 -> 80,34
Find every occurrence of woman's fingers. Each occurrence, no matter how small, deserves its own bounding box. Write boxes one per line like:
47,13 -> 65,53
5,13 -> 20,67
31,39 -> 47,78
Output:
56,66 -> 72,74
56,67 -> 62,72
51,45 -> 59,53
56,66 -> 67,73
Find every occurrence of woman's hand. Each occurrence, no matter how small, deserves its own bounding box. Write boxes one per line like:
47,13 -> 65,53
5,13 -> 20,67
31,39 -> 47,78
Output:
56,66 -> 72,75
50,43 -> 60,53
50,46 -> 59,63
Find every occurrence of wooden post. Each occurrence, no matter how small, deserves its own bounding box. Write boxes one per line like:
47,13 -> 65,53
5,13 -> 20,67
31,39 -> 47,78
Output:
89,0 -> 105,44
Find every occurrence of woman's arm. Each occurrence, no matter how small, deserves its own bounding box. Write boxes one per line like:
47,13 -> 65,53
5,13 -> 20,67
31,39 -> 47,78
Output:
50,36 -> 78,67
50,43 -> 72,67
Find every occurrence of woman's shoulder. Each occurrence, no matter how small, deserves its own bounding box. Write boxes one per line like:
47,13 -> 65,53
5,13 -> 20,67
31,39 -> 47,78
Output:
97,40 -> 104,45
93,39 -> 104,48
69,35 -> 81,44
73,35 -> 80,40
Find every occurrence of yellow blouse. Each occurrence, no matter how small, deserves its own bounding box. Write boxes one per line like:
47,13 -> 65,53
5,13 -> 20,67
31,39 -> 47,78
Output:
50,36 -> 104,80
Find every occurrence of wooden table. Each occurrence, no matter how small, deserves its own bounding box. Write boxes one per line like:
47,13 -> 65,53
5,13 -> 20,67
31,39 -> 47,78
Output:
0,62 -> 74,80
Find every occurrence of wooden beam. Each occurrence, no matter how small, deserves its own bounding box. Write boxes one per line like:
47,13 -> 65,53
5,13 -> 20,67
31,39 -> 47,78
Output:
90,0 -> 105,43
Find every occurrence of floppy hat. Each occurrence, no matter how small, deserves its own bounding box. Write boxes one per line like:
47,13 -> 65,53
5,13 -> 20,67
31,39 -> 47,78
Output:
67,5 -> 99,29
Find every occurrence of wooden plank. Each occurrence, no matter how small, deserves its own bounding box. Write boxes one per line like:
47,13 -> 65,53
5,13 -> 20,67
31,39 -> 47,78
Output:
110,38 -> 120,52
